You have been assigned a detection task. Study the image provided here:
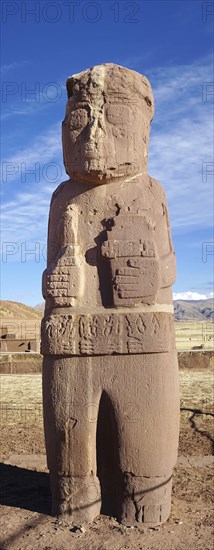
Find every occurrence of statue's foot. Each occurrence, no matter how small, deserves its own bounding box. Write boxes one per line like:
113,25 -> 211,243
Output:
50,473 -> 101,523
120,473 -> 173,526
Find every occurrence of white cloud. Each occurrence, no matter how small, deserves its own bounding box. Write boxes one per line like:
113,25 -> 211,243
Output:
148,56 -> 213,230
2,122 -> 63,172
173,291 -> 213,301
1,79 -> 66,120
0,61 -> 29,74
1,109 -> 31,120
1,183 -> 61,244
1,122 -> 67,244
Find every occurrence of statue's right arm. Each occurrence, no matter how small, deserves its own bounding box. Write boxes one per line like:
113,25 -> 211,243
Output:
42,183 -> 65,300
46,182 -> 66,265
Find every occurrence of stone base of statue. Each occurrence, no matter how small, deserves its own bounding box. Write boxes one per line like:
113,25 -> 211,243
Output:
50,473 -> 172,526
43,340 -> 179,526
50,474 -> 101,523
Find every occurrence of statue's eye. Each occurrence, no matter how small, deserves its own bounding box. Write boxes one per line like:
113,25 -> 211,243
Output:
106,105 -> 131,126
69,109 -> 88,130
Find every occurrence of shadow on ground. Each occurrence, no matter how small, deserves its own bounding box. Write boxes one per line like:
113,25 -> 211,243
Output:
0,463 -> 51,515
180,407 -> 214,454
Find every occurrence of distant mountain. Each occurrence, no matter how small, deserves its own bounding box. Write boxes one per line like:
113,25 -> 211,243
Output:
1,299 -> 213,322
35,299 -> 214,321
34,303 -> 45,313
174,299 -> 214,321
0,300 -> 43,320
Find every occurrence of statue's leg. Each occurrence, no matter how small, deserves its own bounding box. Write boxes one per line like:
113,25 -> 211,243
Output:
100,351 -> 180,526
42,356 -> 101,522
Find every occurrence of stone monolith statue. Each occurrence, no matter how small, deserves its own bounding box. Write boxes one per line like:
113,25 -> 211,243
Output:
42,63 -> 180,526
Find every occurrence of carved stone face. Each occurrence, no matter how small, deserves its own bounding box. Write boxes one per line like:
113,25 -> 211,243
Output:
62,64 -> 154,185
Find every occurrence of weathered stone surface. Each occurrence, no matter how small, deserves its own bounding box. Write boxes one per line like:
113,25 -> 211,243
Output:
42,63 -> 180,526
63,64 -> 154,185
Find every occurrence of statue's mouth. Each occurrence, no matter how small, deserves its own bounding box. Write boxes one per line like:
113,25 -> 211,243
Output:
72,165 -> 137,185
72,169 -> 115,185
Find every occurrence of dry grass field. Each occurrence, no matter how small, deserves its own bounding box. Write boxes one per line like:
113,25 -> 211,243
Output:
175,321 -> 214,350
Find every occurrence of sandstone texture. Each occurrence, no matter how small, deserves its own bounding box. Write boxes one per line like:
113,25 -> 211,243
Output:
42,63 -> 180,526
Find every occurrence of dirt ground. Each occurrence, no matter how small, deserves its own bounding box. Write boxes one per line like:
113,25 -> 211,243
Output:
0,366 -> 213,550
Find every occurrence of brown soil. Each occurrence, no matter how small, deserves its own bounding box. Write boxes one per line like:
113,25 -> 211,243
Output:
0,367 -> 213,550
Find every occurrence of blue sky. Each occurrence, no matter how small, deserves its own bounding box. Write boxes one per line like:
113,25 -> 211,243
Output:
1,0 -> 213,305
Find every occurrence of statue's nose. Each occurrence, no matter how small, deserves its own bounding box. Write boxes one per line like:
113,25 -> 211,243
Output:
90,114 -> 104,137
85,115 -> 105,156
